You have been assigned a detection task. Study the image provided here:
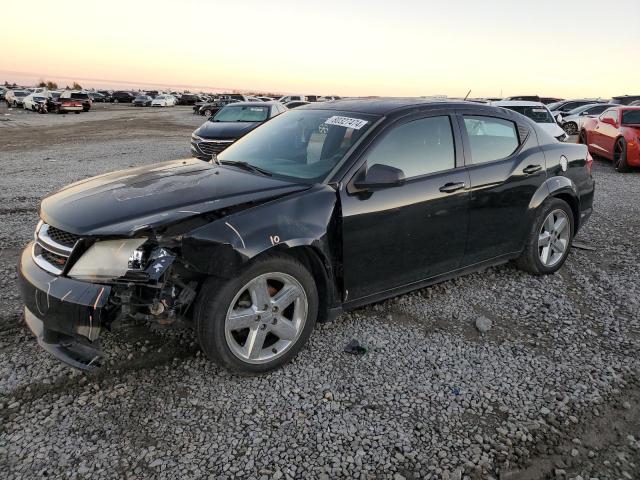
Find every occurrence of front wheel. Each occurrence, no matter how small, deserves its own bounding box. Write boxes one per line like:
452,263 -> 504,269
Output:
203,109 -> 212,116
516,198 -> 574,275
194,254 -> 318,374
614,138 -> 631,173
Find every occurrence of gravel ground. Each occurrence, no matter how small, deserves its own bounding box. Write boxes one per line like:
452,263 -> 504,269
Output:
0,104 -> 639,479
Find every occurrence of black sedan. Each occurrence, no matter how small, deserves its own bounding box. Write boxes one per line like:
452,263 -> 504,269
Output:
17,99 -> 594,374
190,101 -> 286,160
133,95 -> 153,107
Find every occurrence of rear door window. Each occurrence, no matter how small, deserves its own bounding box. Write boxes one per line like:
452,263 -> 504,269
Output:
463,116 -> 519,164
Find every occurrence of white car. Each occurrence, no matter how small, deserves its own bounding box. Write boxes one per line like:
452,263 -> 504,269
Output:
151,95 -> 177,107
557,103 -> 618,136
4,89 -> 31,107
23,92 -> 51,111
491,100 -> 568,142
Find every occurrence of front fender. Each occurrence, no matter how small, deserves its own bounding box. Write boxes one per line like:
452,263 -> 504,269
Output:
180,185 -> 339,279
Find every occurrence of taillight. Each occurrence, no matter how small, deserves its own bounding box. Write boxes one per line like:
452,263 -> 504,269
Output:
586,151 -> 593,175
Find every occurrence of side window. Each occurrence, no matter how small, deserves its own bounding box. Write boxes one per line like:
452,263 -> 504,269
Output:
463,116 -> 519,164
365,116 -> 455,179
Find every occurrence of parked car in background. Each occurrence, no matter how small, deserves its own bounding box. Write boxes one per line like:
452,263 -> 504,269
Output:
151,94 -> 177,107
558,103 -> 618,136
112,91 -> 135,103
178,93 -> 200,105
133,95 -> 153,107
491,101 -> 568,141
97,90 -> 113,102
629,100 -> 640,107
18,99 -> 594,373
503,95 -> 564,105
5,89 -> 30,107
145,90 -> 159,99
50,96 -> 83,114
547,99 -> 605,117
277,95 -> 306,103
580,106 -> 640,172
23,92 -> 51,112
194,97 -> 239,116
320,96 -> 341,101
610,95 -> 640,106
60,91 -> 92,112
257,96 -> 274,102
191,101 -> 286,160
284,100 -> 310,109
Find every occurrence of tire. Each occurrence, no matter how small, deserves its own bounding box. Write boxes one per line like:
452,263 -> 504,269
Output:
114,99 -> 119,104
203,109 -> 212,116
516,198 -> 574,275
194,254 -> 318,374
563,122 -> 578,136
613,138 -> 631,173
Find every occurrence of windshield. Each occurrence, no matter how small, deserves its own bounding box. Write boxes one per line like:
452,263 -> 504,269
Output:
15,91 -> 28,97
218,109 -> 379,182
135,96 -> 149,100
502,105 -> 555,123
213,105 -> 270,122
622,110 -> 640,125
546,101 -> 563,111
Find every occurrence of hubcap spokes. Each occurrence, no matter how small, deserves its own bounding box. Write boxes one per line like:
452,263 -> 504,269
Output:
225,273 -> 307,364
538,209 -> 570,267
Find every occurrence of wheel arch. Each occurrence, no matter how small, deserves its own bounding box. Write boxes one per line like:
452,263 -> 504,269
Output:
528,176 -> 581,231
179,185 -> 343,317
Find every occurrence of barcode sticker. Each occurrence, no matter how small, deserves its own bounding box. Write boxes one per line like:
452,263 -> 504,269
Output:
324,116 -> 368,130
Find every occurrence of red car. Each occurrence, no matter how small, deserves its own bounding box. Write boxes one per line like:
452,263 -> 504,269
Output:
580,106 -> 640,172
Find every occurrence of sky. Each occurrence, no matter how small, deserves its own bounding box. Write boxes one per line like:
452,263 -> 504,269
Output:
1,0 -> 639,98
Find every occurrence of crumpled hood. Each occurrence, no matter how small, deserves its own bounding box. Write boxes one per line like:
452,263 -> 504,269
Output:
40,159 -> 309,236
194,120 -> 260,140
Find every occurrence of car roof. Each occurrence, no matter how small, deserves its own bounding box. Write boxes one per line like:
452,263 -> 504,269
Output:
491,100 -> 546,107
224,101 -> 277,107
296,97 -> 472,115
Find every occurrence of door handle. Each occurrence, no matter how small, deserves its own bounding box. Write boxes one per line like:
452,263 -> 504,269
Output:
523,164 -> 542,175
439,182 -> 466,193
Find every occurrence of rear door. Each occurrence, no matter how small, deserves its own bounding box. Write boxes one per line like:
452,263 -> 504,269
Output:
457,111 -> 548,265
340,112 -> 470,301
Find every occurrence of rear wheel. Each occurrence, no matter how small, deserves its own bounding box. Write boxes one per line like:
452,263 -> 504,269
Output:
516,198 -> 574,275
194,254 -> 318,374
613,138 -> 631,172
203,109 -> 212,116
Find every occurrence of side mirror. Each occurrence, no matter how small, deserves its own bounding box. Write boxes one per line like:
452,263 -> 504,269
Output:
353,164 -> 406,190
555,113 -> 563,123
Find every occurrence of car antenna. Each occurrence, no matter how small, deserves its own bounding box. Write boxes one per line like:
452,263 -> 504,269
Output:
464,90 -> 472,101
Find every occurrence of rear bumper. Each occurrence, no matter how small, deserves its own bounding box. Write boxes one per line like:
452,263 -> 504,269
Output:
18,244 -> 111,370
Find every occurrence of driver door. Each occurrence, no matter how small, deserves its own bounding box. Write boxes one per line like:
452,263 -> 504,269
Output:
340,113 -> 470,302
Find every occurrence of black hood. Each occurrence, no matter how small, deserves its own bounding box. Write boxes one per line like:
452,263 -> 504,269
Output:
194,120 -> 261,140
40,159 -> 309,236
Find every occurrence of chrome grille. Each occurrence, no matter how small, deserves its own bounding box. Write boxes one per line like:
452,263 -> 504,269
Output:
197,139 -> 234,156
46,226 -> 80,249
32,223 -> 76,275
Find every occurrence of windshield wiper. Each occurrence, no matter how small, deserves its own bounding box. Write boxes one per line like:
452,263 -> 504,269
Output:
219,160 -> 272,177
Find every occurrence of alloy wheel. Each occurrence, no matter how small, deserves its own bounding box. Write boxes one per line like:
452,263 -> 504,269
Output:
538,209 -> 570,268
564,122 -> 577,136
224,272 -> 308,364
614,140 -> 624,169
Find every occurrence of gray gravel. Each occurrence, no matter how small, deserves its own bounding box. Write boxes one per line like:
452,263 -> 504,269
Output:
1,104 -> 639,479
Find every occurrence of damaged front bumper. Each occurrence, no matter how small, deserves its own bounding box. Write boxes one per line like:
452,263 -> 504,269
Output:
18,243 -> 111,370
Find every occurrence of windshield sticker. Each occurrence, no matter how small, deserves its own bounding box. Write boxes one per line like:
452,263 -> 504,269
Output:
324,116 -> 368,130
